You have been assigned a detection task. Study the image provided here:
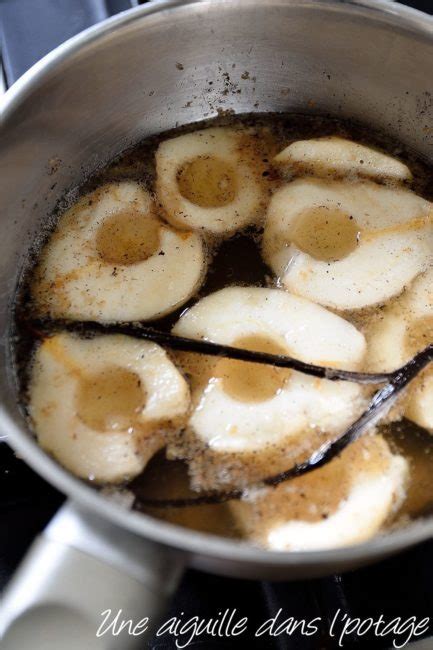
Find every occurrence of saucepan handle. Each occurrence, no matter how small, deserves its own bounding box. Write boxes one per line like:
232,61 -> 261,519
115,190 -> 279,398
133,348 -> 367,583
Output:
0,501 -> 186,649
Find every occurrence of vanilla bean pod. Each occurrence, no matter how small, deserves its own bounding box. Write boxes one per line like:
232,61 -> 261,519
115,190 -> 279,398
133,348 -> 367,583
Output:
30,318 -> 391,385
29,318 -> 433,507
135,344 -> 433,508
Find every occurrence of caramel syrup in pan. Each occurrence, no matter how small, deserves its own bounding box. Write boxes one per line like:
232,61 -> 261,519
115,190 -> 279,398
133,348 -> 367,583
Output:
13,113 -> 433,541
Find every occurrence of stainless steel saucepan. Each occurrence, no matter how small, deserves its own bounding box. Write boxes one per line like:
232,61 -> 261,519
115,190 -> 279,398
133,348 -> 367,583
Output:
0,1 -> 432,648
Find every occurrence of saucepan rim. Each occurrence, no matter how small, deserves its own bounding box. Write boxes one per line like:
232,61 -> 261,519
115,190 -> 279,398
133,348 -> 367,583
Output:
1,0 -> 433,570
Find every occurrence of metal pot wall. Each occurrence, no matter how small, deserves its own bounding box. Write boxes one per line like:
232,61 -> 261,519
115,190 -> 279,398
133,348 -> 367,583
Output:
0,1 -> 432,648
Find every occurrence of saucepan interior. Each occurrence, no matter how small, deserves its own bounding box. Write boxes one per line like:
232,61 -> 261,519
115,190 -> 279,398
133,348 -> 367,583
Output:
1,0 -> 432,579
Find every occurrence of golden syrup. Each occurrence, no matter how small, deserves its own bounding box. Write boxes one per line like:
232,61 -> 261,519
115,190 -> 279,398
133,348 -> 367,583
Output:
177,156 -> 237,207
14,112 -> 433,542
385,420 -> 433,520
216,335 -> 291,403
290,206 -> 360,262
96,209 -> 160,265
405,315 -> 433,357
76,366 -> 145,432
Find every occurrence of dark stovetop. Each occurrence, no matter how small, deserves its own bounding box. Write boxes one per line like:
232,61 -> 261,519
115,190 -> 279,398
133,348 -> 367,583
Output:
1,2 -> 433,649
